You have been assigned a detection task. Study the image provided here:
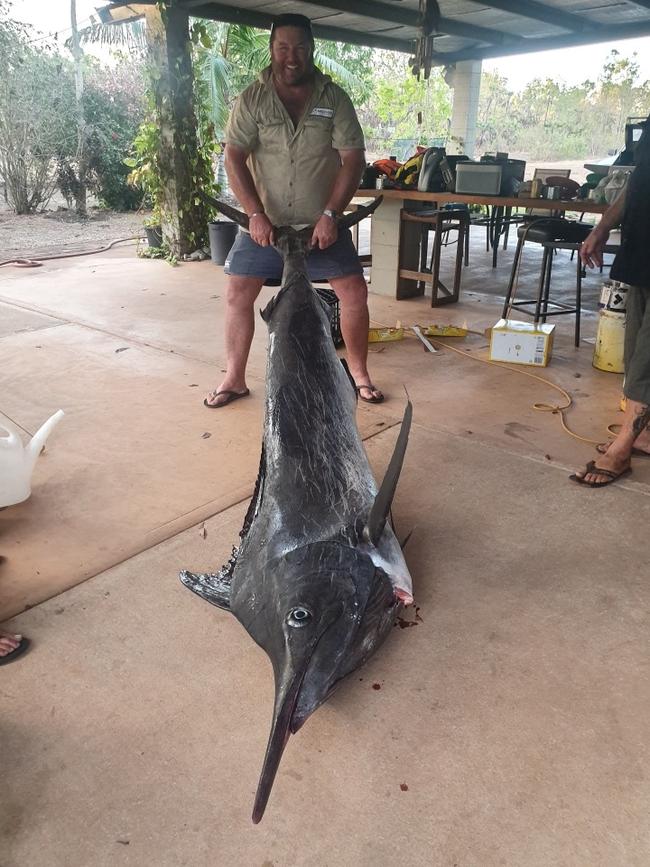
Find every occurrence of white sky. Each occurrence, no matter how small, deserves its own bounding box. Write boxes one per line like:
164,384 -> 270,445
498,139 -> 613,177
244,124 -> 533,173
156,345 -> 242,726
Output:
9,0 -> 650,90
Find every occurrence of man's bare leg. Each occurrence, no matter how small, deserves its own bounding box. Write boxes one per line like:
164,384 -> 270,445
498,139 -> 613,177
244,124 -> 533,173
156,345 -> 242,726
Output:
574,398 -> 650,484
205,275 -> 265,407
329,273 -> 383,402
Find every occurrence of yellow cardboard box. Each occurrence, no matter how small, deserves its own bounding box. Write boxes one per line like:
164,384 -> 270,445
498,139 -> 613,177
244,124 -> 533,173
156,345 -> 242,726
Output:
489,319 -> 555,367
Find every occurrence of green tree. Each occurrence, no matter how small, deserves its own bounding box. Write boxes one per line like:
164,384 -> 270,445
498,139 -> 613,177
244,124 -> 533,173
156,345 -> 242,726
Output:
475,51 -> 650,161
362,51 -> 451,155
0,1 -> 77,213
79,59 -> 147,210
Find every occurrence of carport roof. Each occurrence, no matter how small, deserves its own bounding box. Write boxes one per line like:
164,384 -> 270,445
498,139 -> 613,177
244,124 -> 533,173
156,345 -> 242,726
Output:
103,1 -> 650,65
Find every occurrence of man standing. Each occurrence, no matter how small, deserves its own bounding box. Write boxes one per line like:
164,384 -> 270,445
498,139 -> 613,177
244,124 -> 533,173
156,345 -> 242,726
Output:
571,112 -> 650,487
204,13 -> 384,408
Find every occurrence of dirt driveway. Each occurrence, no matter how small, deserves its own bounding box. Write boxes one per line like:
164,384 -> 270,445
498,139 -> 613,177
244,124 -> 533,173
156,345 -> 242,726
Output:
0,194 -> 147,262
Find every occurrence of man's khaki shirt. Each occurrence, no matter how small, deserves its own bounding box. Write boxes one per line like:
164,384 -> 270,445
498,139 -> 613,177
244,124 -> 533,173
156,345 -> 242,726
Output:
225,67 -> 365,226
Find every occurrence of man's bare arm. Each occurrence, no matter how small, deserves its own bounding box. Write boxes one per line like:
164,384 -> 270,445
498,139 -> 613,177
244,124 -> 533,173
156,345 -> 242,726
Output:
311,149 -> 366,249
325,149 -> 366,214
224,144 -> 274,246
580,186 -> 627,269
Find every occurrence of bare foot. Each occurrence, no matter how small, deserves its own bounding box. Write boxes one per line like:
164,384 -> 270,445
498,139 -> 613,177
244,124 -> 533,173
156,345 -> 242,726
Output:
0,633 -> 22,657
597,435 -> 650,457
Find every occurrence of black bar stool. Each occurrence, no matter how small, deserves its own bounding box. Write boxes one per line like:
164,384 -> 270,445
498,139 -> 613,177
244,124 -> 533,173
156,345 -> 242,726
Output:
502,218 -> 593,346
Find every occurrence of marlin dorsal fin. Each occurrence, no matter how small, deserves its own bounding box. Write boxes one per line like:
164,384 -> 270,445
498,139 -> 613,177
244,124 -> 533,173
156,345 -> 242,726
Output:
363,398 -> 412,546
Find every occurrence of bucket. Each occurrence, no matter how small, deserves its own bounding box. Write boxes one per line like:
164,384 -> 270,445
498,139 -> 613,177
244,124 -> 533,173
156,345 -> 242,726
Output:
593,309 -> 626,373
145,225 -> 163,248
209,221 -> 239,266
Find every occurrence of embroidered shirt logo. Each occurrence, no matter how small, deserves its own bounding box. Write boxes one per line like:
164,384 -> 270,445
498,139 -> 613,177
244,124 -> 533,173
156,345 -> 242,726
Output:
310,107 -> 334,118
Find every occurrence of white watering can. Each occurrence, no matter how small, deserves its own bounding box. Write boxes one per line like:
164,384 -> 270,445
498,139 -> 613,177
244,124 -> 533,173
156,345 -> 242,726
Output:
0,410 -> 64,508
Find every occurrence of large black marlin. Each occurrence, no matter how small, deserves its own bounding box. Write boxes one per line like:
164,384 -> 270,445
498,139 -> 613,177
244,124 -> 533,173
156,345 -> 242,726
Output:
181,194 -> 413,823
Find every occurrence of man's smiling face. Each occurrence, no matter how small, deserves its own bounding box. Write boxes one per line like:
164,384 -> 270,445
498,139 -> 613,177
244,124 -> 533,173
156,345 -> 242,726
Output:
270,26 -> 314,87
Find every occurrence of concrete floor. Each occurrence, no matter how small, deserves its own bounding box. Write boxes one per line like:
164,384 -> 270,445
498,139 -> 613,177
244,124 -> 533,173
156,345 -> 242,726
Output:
1,230 -> 649,866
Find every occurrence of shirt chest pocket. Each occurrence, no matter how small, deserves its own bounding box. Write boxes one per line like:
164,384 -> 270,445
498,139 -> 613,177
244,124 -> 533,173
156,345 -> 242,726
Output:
301,118 -> 334,154
257,120 -> 289,153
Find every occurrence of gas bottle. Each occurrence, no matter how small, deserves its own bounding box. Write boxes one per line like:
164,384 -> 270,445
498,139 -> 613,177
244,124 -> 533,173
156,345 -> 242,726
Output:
593,309 -> 626,373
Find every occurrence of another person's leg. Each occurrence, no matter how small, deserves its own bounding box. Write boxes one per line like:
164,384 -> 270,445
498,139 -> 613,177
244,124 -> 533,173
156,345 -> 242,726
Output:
0,632 -> 29,666
572,285 -> 650,485
205,275 -> 265,407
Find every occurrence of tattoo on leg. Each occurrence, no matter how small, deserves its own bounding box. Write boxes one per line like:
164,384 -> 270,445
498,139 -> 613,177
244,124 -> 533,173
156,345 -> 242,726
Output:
631,404 -> 650,439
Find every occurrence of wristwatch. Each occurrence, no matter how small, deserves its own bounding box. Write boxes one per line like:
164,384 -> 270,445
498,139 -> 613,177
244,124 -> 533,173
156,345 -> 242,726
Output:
322,209 -> 337,220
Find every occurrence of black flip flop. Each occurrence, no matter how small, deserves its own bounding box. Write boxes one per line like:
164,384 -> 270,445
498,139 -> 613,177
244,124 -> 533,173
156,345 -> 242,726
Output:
204,388 -> 250,408
355,383 -> 384,404
569,460 -> 632,488
0,636 -> 30,666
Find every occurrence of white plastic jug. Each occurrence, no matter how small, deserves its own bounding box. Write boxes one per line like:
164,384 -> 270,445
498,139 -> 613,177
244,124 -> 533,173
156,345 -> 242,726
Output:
0,410 -> 64,507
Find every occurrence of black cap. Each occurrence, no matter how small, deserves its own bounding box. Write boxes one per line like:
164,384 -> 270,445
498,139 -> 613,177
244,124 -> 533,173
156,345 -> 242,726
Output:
270,13 -> 314,45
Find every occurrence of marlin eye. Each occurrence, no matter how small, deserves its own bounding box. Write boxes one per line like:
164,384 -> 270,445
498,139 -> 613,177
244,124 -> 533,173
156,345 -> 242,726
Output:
287,607 -> 312,627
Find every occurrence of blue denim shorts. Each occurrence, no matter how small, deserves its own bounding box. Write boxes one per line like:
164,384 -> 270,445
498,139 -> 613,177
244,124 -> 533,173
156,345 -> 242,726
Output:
224,227 -> 364,281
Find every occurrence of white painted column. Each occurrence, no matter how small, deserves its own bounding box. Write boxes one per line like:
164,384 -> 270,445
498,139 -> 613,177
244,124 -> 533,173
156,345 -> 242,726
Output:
447,60 -> 482,158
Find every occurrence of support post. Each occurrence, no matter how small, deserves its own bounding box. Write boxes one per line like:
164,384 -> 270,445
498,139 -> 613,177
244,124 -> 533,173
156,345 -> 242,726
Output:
144,5 -> 212,256
447,60 -> 482,157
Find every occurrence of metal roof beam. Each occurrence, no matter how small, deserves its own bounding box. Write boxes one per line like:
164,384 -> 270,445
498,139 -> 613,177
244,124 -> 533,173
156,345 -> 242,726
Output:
291,0 -> 517,46
432,18 -> 650,64
183,2 -> 415,52
467,0 -> 599,33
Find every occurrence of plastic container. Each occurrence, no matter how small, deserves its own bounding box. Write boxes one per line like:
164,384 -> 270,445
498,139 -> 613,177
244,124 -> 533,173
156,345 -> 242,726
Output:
315,287 -> 343,347
208,221 -> 239,265
593,309 -> 626,373
145,225 -> 163,248
0,410 -> 64,507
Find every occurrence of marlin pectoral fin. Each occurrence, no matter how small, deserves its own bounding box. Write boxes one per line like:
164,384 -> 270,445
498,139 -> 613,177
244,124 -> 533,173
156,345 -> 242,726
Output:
179,569 -> 232,611
196,191 -> 249,230
338,196 -> 383,229
364,398 -> 413,546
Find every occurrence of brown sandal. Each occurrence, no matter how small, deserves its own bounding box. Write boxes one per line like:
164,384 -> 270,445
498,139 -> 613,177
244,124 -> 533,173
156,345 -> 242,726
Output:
355,383 -> 384,404
570,460 -> 632,488
204,389 -> 250,408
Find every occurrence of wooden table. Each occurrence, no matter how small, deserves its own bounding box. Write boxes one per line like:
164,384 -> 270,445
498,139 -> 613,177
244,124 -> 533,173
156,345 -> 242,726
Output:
353,188 -> 608,297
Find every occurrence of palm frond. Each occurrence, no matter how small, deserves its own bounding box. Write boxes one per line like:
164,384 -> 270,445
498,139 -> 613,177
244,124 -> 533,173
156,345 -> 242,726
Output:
197,51 -> 231,135
314,49 -> 365,91
68,21 -> 147,53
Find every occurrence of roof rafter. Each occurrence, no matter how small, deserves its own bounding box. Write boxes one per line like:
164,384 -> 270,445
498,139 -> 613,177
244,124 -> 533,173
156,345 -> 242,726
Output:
466,0 -> 599,33
292,0 -> 518,46
434,18 -> 650,64
183,1 -> 414,52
